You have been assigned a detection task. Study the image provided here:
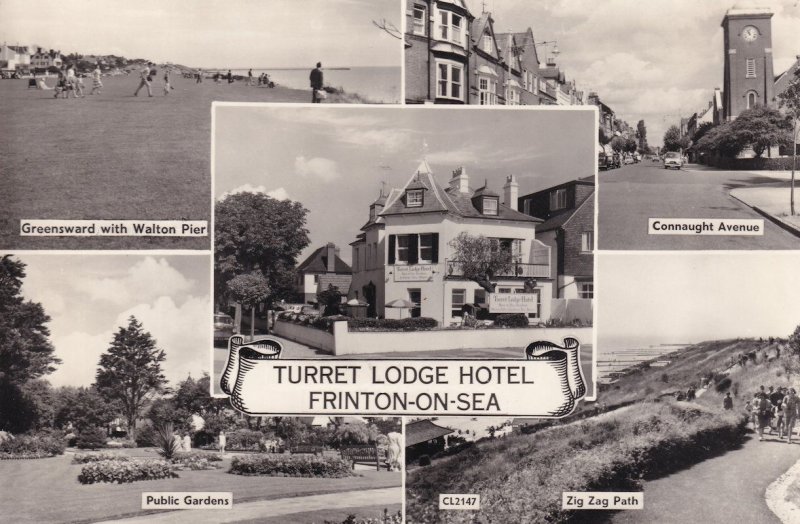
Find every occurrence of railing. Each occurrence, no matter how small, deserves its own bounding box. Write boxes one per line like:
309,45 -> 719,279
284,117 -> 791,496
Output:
445,259 -> 550,279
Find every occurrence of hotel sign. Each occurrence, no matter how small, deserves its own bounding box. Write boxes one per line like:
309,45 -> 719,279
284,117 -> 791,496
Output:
393,264 -> 435,282
489,293 -> 538,314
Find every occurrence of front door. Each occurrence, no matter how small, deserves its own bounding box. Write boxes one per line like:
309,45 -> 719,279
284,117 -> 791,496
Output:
408,289 -> 421,318
364,282 -> 376,318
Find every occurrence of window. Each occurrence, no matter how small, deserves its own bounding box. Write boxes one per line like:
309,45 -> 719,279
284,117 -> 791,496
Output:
498,288 -> 512,294
581,232 -> 594,253
419,233 -> 434,263
746,90 -> 758,109
354,247 -> 359,271
436,61 -> 463,100
478,77 -> 496,105
412,5 -> 426,36
451,289 -> 466,317
745,58 -> 756,78
406,189 -> 423,207
438,10 -> 464,46
523,199 -> 531,216
474,289 -> 486,305
482,197 -> 499,215
505,86 -> 520,106
482,34 -> 493,53
396,235 -> 410,263
549,188 -> 567,210
579,282 -> 594,299
408,289 -> 422,318
531,72 -> 538,94
313,274 -> 319,284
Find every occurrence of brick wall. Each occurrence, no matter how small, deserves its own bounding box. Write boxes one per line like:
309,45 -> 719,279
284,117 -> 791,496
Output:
561,191 -> 594,278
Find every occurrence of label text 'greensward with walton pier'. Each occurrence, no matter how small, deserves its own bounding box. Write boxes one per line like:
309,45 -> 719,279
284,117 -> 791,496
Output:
20,220 -> 208,237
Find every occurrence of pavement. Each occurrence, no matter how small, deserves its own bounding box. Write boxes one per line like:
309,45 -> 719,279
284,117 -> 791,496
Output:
610,433 -> 800,524
730,186 -> 800,236
95,487 -> 402,523
598,162 -> 800,249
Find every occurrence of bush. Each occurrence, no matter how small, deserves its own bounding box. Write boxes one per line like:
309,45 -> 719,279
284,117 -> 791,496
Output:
347,317 -> 438,332
75,427 -> 108,450
418,455 -> 431,467
494,314 -> 530,328
134,424 -> 158,447
172,454 -> 221,471
172,451 -> 223,462
155,423 -> 180,460
73,452 -> 130,464
77,459 -> 179,484
227,429 -> 264,451
705,155 -> 798,171
715,377 -> 733,393
106,439 -> 136,449
0,432 -> 67,459
229,454 -> 354,478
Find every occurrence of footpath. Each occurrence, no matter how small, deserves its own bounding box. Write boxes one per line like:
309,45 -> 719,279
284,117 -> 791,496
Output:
96,487 -> 401,523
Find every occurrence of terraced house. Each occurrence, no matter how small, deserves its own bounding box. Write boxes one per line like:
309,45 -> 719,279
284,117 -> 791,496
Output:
349,159 -> 554,326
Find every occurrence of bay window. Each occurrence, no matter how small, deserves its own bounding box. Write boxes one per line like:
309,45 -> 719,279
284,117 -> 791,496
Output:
478,76 -> 496,105
437,10 -> 465,46
436,60 -> 463,101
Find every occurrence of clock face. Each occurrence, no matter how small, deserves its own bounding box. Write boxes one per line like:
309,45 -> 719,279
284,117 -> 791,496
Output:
742,25 -> 759,42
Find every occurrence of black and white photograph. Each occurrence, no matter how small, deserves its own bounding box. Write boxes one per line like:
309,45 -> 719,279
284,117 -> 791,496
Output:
212,105 -> 596,399
404,0 -> 800,250
0,0 -> 401,250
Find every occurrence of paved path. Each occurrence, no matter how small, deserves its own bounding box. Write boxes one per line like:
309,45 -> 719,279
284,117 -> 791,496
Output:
598,162 -> 799,249
97,487 -> 401,523
611,434 -> 800,524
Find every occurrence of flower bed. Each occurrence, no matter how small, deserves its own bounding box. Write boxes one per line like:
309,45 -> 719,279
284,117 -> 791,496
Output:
0,433 -> 66,460
171,451 -> 222,470
73,452 -> 130,464
277,313 -> 439,333
77,458 -> 179,484
229,454 -> 354,478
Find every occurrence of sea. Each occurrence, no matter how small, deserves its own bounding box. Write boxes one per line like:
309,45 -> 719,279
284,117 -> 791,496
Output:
597,343 -> 691,383
227,66 -> 400,103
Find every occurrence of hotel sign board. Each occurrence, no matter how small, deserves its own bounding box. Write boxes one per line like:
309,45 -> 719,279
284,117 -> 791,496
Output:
394,264 -> 435,282
489,293 -> 538,314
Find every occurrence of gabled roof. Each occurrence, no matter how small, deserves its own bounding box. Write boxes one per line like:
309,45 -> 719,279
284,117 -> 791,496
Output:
317,274 -> 353,293
775,56 -> 800,93
502,28 -> 540,68
536,188 -> 594,233
381,160 -> 451,216
405,419 -> 454,447
471,13 -> 501,61
297,246 -> 352,274
495,33 -> 523,72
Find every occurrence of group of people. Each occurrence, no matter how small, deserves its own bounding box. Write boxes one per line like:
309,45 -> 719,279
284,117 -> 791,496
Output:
742,385 -> 800,443
37,63 -> 103,98
134,62 -> 173,97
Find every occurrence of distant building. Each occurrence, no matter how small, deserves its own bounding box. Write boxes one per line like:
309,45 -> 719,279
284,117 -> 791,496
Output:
30,48 -> 62,69
405,419 -> 454,463
588,92 -> 615,138
519,177 -> 594,300
0,43 -> 32,70
295,243 -> 352,304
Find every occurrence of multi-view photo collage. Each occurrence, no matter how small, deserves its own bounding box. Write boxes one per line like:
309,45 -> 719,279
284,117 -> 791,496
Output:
1,1 -> 799,523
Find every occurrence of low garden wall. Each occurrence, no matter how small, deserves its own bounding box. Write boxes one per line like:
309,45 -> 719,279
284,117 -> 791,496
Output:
274,319 -> 591,356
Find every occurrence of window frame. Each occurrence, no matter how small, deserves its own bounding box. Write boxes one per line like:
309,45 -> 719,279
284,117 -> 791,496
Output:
478,75 -> 496,105
396,235 -> 410,264
549,188 -> 567,211
412,5 -> 427,36
437,9 -> 465,47
482,196 -> 499,215
579,282 -> 594,299
746,90 -> 758,109
436,60 -> 464,101
481,33 -> 493,54
451,288 -> 467,318
745,58 -> 756,79
419,233 -> 434,263
406,189 -> 424,207
581,231 -> 594,253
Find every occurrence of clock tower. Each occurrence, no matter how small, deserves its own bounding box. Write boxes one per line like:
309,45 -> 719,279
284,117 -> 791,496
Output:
721,6 -> 775,121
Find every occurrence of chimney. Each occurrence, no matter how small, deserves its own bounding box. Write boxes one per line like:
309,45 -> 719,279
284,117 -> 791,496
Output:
503,175 -> 519,211
326,243 -> 336,273
449,167 -> 470,194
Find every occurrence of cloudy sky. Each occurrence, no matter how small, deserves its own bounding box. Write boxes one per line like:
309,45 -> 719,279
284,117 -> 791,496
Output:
598,253 -> 800,352
12,254 -> 211,388
467,0 -> 800,145
0,0 -> 400,68
214,105 -> 595,264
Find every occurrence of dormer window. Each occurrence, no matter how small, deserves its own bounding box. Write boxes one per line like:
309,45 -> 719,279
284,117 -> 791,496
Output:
482,33 -> 493,53
482,197 -> 499,215
406,189 -> 424,207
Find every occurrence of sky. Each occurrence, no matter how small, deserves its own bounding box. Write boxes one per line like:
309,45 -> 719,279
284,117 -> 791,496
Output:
0,0 -> 400,68
213,105 -> 596,265
11,254 -> 211,388
597,253 -> 800,353
466,0 -> 800,146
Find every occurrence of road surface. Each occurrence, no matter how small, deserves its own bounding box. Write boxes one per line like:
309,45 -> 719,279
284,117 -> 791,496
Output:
598,162 -> 799,249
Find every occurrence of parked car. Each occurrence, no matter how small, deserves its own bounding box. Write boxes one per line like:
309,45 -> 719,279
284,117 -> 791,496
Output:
633,152 -> 641,163
213,313 -> 237,346
663,151 -> 683,170
598,146 -> 612,170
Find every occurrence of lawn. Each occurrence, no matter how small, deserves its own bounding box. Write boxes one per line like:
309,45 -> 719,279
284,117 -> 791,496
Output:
0,448 -> 401,524
0,74 -> 334,250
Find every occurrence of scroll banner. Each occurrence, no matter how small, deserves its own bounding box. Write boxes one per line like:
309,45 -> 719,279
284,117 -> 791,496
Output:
220,335 -> 586,417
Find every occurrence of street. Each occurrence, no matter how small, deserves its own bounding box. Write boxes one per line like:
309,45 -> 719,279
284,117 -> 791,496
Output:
598,162 -> 800,250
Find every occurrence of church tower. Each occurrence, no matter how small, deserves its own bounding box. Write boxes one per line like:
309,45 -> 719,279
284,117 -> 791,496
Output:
721,6 -> 775,121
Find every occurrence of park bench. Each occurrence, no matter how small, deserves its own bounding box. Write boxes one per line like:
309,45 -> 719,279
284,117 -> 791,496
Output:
340,445 -> 387,471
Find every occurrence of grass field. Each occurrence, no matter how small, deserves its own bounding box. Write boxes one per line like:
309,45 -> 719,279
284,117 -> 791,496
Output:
0,447 -> 401,523
0,74 -> 353,250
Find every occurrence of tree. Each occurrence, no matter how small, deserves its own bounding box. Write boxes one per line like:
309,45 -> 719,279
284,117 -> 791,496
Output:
610,135 -> 627,153
53,386 -> 118,431
624,137 -> 638,154
147,398 -> 192,434
173,374 -> 227,417
778,77 -> 800,215
789,324 -> 800,355
692,122 -> 715,144
215,192 -> 310,317
227,272 -> 270,337
663,125 -> 689,152
448,232 -> 513,292
317,284 -> 344,316
637,120 -> 648,151
729,106 -> 792,157
95,317 -> 167,440
598,128 -> 610,145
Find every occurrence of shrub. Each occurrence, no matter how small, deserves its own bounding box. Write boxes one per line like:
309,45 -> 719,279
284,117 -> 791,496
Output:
134,424 -> 157,447
173,455 -> 220,471
77,459 -> 179,484
0,432 -> 67,459
418,455 -> 431,467
227,429 -> 264,451
229,454 -> 354,478
154,423 -> 180,460
75,427 -> 108,450
494,314 -> 529,328
106,439 -> 136,449
172,451 -> 223,462
73,452 -> 130,464
715,377 -> 733,393
347,317 -> 438,332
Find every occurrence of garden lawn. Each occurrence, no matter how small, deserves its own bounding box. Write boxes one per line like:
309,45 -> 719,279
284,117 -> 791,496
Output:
0,448 -> 401,524
0,74 -> 314,250
228,503 -> 402,524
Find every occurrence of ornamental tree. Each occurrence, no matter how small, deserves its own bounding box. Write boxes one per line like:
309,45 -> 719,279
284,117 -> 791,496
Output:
448,232 -> 513,293
778,76 -> 800,215
95,316 -> 167,440
729,106 -> 792,157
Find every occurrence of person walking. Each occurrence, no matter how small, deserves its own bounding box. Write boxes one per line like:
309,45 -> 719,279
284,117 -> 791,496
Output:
134,62 -> 153,97
90,64 -> 103,95
723,392 -> 733,410
65,64 -> 78,98
247,68 -> 254,86
756,393 -> 772,441
218,430 -> 226,454
786,389 -> 799,444
775,399 -> 787,439
196,68 -> 203,83
226,69 -> 233,84
310,61 -> 323,103
163,67 -> 172,95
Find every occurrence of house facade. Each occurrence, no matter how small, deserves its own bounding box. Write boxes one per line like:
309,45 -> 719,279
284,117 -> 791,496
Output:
349,160 -> 554,327
295,243 -> 352,304
30,48 -> 62,69
0,44 -> 32,70
519,177 -> 594,300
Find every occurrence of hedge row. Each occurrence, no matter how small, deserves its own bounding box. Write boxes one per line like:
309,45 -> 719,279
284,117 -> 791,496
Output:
0,434 -> 65,459
229,454 -> 354,478
73,452 -> 130,464
705,155 -> 798,171
77,459 -> 179,484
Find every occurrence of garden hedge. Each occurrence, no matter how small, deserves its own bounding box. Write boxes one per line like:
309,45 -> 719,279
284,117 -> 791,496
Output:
0,433 -> 66,459
77,459 -> 178,484
494,314 -> 530,328
229,454 -> 354,478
